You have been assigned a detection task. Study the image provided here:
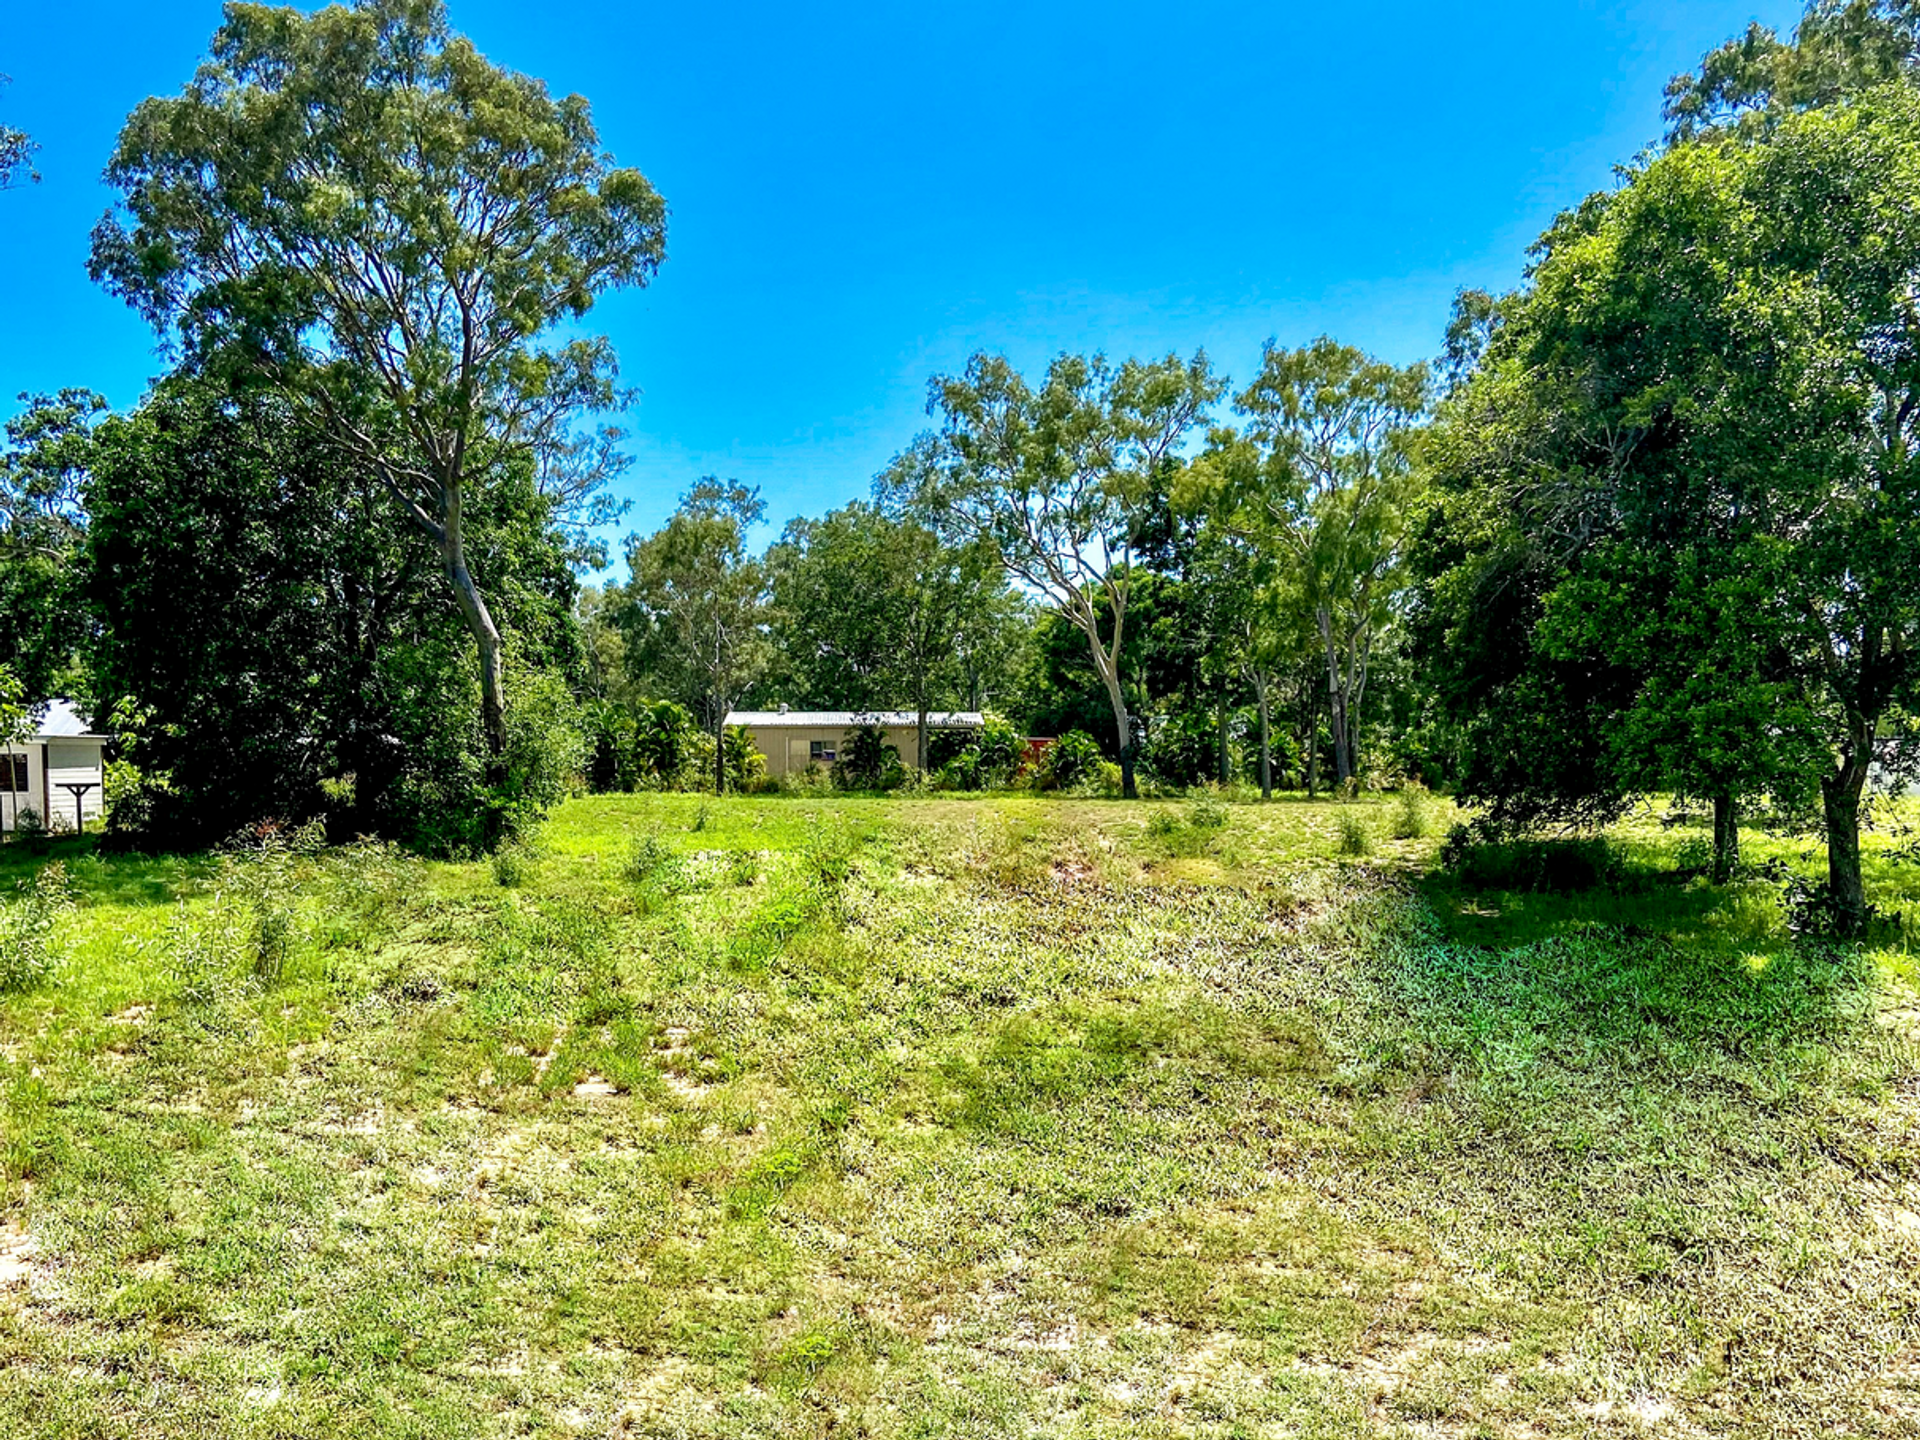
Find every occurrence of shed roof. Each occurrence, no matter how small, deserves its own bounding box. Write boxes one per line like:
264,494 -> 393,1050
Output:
726,710 -> 984,730
31,700 -> 104,740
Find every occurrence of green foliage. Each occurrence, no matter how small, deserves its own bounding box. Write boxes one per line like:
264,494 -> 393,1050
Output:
932,713 -> 1025,790
0,861 -> 73,991
1141,706 -> 1225,788
833,724 -> 902,790
1334,809 -> 1372,856
1189,337 -> 1429,787
882,350 -> 1224,796
1662,0 -> 1920,142
1391,784 -> 1433,840
91,0 -> 666,760
1037,731 -> 1104,791
723,724 -> 769,793
764,502 -> 1020,734
1146,798 -> 1231,857
616,483 -> 769,777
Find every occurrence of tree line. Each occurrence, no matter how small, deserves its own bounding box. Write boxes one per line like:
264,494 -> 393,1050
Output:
2,0 -> 1916,931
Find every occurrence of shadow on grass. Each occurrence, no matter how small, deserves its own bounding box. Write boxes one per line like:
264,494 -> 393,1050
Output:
1398,862 -> 1876,1068
0,836 -> 212,908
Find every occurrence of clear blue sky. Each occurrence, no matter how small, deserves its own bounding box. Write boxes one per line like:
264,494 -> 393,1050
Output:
1,0 -> 1801,550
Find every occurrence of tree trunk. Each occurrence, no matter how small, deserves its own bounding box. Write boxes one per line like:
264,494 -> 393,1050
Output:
1216,696 -> 1230,785
441,515 -> 506,764
1096,659 -> 1138,800
1304,691 -> 1319,798
1254,671 -> 1272,800
1711,793 -> 1740,885
1822,764 -> 1869,929
917,700 -> 930,778
713,713 -> 727,796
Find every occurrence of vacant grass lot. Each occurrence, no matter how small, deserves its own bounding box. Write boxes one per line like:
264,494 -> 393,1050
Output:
0,792 -> 1916,1439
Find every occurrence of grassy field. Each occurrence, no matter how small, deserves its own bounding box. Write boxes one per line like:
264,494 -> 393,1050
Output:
0,790 -> 1917,1438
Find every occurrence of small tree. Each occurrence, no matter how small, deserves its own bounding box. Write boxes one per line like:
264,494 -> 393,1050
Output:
1193,339 -> 1429,788
883,351 -> 1221,798
620,482 -> 770,796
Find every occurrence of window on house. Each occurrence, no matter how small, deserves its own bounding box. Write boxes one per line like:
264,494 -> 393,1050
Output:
809,740 -> 836,764
2,755 -> 25,793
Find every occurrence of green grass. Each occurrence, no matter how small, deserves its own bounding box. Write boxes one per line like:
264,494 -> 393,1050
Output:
0,791 -> 1916,1437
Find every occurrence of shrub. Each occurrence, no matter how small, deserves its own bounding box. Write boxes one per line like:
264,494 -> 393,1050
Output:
491,843 -> 535,888
723,724 -> 768,792
1335,810 -> 1371,856
1142,708 -> 1227,788
624,831 -> 676,885
833,724 -> 900,790
10,807 -> 47,850
1038,731 -> 1104,791
931,713 -> 1024,791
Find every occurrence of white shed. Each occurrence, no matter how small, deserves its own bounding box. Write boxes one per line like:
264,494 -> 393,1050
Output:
2,700 -> 107,834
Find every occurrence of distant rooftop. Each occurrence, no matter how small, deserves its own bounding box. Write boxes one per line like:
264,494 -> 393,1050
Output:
726,710 -> 984,729
32,699 -> 102,740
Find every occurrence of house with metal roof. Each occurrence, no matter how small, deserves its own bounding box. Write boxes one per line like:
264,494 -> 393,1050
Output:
725,706 -> 984,777
2,700 -> 107,834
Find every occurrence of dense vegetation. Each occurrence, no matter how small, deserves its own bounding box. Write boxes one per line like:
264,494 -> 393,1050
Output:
0,0 -> 1913,934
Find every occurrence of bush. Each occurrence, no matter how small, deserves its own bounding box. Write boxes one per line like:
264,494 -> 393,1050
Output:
723,725 -> 769,792
1141,708 -> 1227,788
835,725 -> 902,790
624,831 -> 677,885
7,807 -> 47,851
1335,810 -> 1372,856
931,713 -> 1024,791
1037,731 -> 1104,791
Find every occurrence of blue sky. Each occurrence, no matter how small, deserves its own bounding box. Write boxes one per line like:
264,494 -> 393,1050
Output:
2,0 -> 1802,552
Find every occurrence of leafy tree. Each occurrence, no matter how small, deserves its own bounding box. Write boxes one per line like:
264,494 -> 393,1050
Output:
1663,0 -> 1920,141
619,481 -> 770,795
1423,85 -> 1920,921
89,0 -> 666,762
1191,338 -> 1429,788
884,351 -> 1222,798
83,376 -> 582,850
768,502 -> 1016,770
0,391 -> 104,699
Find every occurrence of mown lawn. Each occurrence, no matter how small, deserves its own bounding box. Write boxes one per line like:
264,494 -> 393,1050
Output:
0,791 -> 1916,1438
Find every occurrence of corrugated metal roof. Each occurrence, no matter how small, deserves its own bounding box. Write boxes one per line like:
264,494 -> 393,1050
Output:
726,710 -> 985,729
32,699 -> 103,740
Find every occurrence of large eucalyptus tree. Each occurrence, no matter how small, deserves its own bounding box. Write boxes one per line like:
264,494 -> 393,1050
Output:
89,0 -> 666,761
883,351 -> 1220,799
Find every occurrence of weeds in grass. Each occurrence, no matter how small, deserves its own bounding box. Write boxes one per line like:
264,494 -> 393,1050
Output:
0,861 -> 72,991
1336,808 -> 1371,855
727,849 -> 758,886
491,843 -> 535,888
1146,800 -> 1231,858
1390,784 -> 1432,840
624,830 -> 678,886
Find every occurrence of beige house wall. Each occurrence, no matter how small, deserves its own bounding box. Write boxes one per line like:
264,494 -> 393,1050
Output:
740,724 -> 928,778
